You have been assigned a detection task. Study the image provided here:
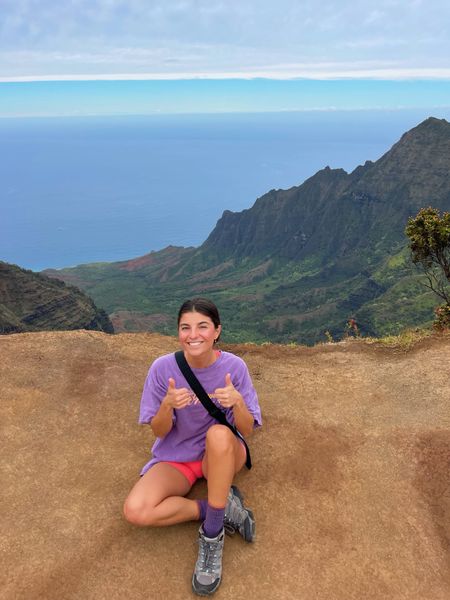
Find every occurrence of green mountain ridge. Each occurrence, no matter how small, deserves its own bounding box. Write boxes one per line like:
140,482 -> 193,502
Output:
44,117 -> 450,344
0,261 -> 114,334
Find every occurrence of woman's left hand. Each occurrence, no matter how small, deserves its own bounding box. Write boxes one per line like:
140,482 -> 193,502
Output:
213,373 -> 244,408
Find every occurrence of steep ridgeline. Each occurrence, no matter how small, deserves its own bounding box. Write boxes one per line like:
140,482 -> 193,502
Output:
199,117 -> 450,265
176,116 -> 450,342
0,261 -> 114,334
45,118 -> 450,344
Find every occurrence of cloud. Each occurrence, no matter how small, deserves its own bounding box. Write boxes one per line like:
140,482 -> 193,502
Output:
1,0 -> 449,79
2,66 -> 450,83
340,38 -> 410,49
364,9 -> 385,25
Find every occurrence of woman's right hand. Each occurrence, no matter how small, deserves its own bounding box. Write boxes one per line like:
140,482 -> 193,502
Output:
162,378 -> 192,410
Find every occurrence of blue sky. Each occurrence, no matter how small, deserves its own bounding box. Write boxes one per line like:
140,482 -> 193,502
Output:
1,0 -> 449,116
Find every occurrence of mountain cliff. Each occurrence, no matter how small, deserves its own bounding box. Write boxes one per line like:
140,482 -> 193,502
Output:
200,117 -> 450,265
44,117 -> 450,344
201,166 -> 351,262
0,261 -> 114,334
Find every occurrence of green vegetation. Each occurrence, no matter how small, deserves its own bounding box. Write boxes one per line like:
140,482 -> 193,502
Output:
43,117 -> 450,345
0,261 -> 114,334
406,207 -> 450,330
363,327 -> 435,350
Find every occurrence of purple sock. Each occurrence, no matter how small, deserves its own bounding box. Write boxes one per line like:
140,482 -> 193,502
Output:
196,499 -> 208,522
203,503 -> 225,538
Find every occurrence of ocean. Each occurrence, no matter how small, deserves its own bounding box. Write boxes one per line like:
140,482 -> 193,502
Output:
2,109 -> 449,271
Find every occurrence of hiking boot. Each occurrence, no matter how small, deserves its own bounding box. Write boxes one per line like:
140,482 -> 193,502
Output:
192,526 -> 225,596
224,485 -> 255,542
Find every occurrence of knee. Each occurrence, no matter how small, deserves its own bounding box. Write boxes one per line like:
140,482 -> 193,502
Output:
123,495 -> 157,527
205,424 -> 235,453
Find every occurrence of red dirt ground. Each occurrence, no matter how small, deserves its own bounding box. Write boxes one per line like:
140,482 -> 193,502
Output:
1,331 -> 449,600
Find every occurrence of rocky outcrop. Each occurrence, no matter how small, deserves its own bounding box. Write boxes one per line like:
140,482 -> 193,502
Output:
201,166 -> 351,261
0,261 -> 114,334
200,117 -> 450,264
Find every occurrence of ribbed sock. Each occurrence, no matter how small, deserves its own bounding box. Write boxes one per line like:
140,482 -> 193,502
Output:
203,503 -> 225,538
196,499 -> 208,522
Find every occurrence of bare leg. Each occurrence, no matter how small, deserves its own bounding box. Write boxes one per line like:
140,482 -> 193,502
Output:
192,429 -> 248,595
202,425 -> 246,508
123,462 -> 199,527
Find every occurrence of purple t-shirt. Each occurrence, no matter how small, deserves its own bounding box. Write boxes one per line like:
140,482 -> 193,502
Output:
139,351 -> 262,475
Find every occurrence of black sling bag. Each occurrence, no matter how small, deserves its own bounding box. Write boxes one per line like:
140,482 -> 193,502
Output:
174,351 -> 252,469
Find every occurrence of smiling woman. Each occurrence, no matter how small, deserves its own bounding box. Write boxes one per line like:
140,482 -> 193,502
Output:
123,297 -> 262,596
177,298 -> 222,368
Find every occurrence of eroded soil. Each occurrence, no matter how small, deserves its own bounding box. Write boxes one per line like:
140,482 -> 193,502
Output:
1,331 -> 450,600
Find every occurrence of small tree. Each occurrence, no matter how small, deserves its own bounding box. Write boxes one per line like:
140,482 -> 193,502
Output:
405,207 -> 450,329
345,316 -> 361,338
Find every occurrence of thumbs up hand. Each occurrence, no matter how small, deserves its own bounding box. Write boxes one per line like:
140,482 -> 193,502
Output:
213,373 -> 244,408
163,377 -> 192,410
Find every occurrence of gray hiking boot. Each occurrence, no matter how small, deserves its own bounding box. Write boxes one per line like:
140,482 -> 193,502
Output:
192,526 -> 225,596
224,485 -> 255,542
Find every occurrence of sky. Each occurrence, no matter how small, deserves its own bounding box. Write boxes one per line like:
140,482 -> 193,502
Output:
0,0 -> 449,116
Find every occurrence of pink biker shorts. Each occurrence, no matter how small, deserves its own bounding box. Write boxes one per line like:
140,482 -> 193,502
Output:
165,459 -> 204,485
164,441 -> 247,486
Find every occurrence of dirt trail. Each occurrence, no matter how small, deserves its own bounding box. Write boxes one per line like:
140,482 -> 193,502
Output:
1,331 -> 450,600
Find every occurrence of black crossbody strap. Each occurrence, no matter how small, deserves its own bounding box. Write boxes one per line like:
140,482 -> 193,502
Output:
174,351 -> 252,469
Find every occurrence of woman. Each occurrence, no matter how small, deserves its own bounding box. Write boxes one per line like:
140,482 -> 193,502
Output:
123,298 -> 262,596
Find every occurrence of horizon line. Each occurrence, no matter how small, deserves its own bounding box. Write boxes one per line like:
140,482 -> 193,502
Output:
2,67 -> 450,83
1,107 -> 450,120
